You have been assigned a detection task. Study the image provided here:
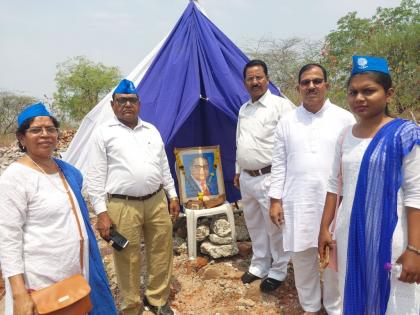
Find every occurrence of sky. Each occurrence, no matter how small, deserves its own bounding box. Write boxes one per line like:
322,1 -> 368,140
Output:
0,0 -> 403,99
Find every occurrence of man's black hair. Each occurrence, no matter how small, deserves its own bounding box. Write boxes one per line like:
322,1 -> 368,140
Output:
298,63 -> 328,83
243,59 -> 268,79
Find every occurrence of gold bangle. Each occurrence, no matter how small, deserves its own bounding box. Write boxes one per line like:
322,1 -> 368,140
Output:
169,197 -> 179,202
406,244 -> 420,255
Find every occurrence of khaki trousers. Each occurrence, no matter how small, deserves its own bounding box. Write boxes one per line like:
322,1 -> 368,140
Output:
107,189 -> 173,315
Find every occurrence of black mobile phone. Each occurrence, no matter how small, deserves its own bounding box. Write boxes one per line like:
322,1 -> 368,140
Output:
107,227 -> 129,251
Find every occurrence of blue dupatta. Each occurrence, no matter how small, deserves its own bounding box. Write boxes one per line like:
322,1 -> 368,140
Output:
343,119 -> 420,315
55,159 -> 118,315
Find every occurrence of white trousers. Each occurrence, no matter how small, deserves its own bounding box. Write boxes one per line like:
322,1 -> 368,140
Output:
239,172 -> 289,280
291,248 -> 341,314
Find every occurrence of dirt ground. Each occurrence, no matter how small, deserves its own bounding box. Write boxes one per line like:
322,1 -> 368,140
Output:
168,255 -> 304,315
0,218 -> 324,315
101,246 -> 306,315
95,212 -> 308,315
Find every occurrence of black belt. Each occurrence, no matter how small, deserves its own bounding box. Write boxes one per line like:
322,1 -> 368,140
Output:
244,165 -> 271,177
109,185 -> 163,201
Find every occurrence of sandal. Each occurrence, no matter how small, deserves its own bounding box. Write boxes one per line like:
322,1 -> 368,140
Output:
260,277 -> 283,292
241,271 -> 261,284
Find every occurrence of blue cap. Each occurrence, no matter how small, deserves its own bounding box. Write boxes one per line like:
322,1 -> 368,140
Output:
351,56 -> 389,76
17,102 -> 51,128
113,79 -> 137,95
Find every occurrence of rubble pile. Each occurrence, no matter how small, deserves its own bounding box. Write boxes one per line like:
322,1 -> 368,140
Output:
0,144 -> 23,174
173,212 -> 250,260
0,129 -> 76,175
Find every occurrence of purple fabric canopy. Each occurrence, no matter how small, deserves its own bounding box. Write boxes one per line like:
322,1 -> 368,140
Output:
137,2 -> 282,202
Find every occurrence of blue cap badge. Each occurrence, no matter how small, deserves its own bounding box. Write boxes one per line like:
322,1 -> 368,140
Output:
351,56 -> 389,76
17,102 -> 51,128
113,79 -> 137,95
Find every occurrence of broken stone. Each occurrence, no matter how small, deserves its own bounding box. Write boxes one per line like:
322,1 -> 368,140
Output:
200,241 -> 238,259
211,218 -> 231,237
237,298 -> 256,307
173,236 -> 187,255
234,213 -> 250,241
196,224 -> 210,241
209,233 -> 233,245
237,241 -> 252,257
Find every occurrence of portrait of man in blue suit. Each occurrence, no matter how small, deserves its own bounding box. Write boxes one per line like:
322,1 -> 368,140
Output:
184,154 -> 219,198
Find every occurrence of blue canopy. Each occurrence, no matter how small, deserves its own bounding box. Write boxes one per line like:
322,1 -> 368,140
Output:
137,2 -> 282,202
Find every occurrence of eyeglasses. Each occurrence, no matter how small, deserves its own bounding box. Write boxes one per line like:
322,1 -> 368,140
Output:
26,127 -> 59,135
115,97 -> 139,106
245,76 -> 266,83
192,164 -> 208,170
299,78 -> 324,87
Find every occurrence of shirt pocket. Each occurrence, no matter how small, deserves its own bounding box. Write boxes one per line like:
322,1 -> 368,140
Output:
144,142 -> 162,161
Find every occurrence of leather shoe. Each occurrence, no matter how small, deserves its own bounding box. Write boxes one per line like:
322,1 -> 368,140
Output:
260,277 -> 283,292
143,297 -> 174,315
241,271 -> 261,284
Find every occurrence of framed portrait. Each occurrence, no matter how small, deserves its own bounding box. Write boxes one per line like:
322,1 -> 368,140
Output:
174,145 -> 226,206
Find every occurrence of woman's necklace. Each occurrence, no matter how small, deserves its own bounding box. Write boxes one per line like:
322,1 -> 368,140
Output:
25,154 -> 69,193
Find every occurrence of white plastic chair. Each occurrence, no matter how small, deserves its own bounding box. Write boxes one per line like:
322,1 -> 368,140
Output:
184,201 -> 236,259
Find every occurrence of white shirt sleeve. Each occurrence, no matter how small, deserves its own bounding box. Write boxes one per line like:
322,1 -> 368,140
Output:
0,169 -> 27,277
158,135 -> 177,199
86,129 -> 109,215
268,121 -> 287,199
327,131 -> 345,195
402,145 -> 420,209
235,108 -> 242,174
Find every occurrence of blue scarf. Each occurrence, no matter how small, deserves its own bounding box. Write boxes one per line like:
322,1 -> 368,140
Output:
55,159 -> 118,315
343,119 -> 420,315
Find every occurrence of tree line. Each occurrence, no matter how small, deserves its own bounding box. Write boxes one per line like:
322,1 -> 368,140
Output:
1,0 -> 418,134
248,0 -> 419,119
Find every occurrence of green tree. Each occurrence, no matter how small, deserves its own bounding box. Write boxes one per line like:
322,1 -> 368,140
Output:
0,91 -> 36,134
322,0 -> 420,117
54,56 -> 121,121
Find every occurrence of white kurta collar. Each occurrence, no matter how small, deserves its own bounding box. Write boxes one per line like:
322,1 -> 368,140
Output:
300,98 -> 331,116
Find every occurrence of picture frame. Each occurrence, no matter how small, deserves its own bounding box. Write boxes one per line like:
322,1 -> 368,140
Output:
174,145 -> 226,207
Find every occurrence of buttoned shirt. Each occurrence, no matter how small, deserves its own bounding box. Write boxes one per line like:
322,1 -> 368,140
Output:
235,90 -> 295,172
268,100 -> 356,252
87,117 -> 177,215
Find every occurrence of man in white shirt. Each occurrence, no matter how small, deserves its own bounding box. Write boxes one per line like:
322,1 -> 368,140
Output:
86,79 -> 180,315
269,64 -> 356,315
234,59 -> 294,292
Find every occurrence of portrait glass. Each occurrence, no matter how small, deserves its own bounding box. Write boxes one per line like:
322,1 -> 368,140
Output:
174,145 -> 225,205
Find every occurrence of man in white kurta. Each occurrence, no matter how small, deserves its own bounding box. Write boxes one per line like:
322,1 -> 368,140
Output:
269,64 -> 355,314
235,59 -> 294,291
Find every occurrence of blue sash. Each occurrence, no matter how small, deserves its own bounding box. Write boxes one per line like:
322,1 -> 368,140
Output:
55,159 -> 118,315
343,119 -> 420,315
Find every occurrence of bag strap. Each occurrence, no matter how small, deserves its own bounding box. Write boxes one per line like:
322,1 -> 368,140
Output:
330,126 -> 351,237
57,169 -> 84,272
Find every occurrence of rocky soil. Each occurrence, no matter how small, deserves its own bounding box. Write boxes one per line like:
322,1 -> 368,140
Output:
0,131 -> 327,315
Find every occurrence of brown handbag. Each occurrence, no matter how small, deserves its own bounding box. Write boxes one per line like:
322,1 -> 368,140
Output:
30,169 -> 93,314
30,274 -> 91,315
